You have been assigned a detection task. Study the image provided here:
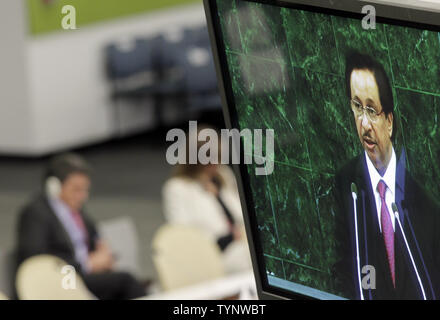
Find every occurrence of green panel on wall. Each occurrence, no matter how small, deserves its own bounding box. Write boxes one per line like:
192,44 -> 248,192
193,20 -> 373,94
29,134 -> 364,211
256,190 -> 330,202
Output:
27,0 -> 200,35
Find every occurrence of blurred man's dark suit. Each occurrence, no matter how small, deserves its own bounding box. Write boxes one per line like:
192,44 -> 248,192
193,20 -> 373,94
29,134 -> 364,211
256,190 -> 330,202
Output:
16,195 -> 145,300
333,149 -> 440,299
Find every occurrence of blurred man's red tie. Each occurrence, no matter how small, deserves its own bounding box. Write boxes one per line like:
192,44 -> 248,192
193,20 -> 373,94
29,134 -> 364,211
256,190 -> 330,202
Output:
71,210 -> 89,245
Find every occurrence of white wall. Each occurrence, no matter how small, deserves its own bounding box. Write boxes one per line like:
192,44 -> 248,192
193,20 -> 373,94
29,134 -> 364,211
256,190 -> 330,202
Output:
0,0 -> 34,154
1,2 -> 206,156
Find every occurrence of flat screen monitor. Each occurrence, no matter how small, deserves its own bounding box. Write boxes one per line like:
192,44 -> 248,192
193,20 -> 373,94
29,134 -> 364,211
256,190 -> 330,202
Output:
204,0 -> 440,299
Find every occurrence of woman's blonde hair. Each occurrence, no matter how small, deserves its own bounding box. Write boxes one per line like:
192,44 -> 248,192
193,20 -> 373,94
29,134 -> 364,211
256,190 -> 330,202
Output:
171,124 -> 225,187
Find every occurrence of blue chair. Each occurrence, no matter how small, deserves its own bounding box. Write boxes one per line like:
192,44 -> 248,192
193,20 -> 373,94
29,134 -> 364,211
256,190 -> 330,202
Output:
153,36 -> 187,96
183,26 -> 211,48
180,42 -> 221,112
105,37 -> 161,99
105,37 -> 165,132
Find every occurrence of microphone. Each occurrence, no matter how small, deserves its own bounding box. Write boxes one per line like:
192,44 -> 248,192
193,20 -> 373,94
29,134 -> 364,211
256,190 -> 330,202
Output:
351,183 -> 358,201
351,182 -> 364,300
391,203 -> 427,300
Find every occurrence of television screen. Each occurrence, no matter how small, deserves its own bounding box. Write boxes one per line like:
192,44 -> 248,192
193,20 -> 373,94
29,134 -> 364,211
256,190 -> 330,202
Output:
206,0 -> 440,299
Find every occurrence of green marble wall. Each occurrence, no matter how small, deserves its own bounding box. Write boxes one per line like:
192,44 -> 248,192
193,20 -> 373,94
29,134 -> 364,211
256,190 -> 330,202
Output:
217,0 -> 440,296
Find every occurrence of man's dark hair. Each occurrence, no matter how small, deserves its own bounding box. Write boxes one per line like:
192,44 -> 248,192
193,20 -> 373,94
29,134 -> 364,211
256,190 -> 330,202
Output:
345,51 -> 395,138
45,153 -> 92,183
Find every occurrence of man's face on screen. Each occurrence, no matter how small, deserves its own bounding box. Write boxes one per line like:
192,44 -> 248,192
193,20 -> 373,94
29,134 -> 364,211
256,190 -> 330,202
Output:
350,69 -> 393,172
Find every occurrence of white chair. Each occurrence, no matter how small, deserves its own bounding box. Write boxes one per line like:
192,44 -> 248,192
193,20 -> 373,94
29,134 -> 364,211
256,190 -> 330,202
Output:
152,224 -> 226,291
97,216 -> 141,277
16,255 -> 94,300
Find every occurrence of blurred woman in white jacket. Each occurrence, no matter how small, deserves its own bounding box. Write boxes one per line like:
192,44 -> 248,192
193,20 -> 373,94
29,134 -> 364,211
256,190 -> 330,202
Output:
162,126 -> 252,274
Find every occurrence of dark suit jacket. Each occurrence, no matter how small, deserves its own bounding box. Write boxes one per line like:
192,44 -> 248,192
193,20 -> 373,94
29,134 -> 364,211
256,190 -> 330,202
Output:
333,150 -> 440,300
16,195 -> 99,274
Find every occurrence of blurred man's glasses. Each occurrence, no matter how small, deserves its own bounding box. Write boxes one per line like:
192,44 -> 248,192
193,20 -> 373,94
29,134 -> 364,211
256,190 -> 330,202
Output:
350,99 -> 384,123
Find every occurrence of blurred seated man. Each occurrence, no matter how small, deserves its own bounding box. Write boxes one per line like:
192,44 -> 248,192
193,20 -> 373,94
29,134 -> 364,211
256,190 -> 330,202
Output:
16,153 -> 146,299
162,125 -> 252,273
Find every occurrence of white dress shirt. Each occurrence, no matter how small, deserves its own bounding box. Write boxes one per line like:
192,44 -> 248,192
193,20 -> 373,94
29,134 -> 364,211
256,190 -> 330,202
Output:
48,197 -> 90,273
364,148 -> 397,232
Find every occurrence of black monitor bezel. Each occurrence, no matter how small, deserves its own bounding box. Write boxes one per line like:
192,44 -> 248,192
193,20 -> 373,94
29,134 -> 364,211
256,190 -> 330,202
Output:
203,0 -> 440,300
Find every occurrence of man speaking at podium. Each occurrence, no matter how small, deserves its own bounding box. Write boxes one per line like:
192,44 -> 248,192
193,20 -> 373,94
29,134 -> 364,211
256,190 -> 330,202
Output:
333,51 -> 440,299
